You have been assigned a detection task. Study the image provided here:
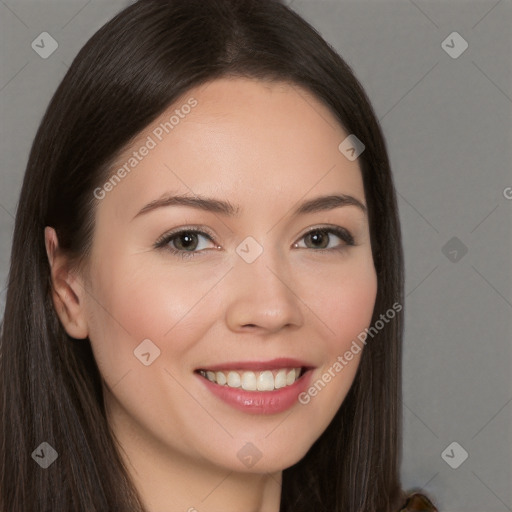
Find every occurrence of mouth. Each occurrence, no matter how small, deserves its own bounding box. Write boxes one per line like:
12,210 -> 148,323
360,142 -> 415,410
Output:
195,366 -> 308,392
194,359 -> 315,414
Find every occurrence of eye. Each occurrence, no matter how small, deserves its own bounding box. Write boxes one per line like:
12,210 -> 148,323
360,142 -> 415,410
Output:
154,225 -> 355,260
294,226 -> 355,252
154,227 -> 218,259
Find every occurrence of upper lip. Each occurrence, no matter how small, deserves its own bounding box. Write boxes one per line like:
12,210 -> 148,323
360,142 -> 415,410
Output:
196,357 -> 315,372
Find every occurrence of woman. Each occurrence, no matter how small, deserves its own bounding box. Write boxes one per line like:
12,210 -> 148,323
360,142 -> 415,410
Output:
0,0 -> 438,511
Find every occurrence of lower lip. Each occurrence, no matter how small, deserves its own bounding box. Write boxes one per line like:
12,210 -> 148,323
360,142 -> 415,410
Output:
196,370 -> 313,415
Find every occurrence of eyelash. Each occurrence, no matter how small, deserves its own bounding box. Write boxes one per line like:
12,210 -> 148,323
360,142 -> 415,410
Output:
154,225 -> 355,260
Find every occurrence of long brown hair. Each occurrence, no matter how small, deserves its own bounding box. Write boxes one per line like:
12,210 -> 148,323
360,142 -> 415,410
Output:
1,1 -> 406,510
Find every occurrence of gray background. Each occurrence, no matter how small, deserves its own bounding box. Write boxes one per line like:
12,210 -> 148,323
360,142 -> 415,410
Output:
1,1 -> 511,510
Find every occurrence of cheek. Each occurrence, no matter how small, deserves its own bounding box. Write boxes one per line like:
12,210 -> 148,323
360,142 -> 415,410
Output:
83,257 -> 164,383
329,275 -> 377,351
293,255 -> 377,435
83,255 -> 215,377
302,252 -> 378,352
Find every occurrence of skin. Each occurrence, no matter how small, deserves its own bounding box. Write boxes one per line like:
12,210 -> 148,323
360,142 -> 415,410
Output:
45,77 -> 377,512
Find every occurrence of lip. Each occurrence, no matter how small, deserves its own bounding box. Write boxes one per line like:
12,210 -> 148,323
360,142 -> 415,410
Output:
195,366 -> 314,415
195,357 -> 314,372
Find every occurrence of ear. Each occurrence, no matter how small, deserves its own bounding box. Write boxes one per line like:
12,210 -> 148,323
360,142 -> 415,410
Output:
44,226 -> 89,339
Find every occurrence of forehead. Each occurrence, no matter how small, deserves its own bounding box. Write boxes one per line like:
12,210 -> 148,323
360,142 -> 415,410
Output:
97,77 -> 365,221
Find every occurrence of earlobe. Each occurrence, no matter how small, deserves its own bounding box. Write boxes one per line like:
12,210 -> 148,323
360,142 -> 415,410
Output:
44,226 -> 89,339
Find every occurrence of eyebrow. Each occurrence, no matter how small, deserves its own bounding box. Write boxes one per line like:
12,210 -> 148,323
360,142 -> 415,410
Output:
132,192 -> 367,220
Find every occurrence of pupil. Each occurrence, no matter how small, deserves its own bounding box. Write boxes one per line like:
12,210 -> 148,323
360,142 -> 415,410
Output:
178,233 -> 197,250
310,231 -> 327,248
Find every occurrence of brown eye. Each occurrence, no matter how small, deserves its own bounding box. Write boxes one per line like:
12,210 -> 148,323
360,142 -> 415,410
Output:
172,232 -> 200,251
304,230 -> 330,249
297,227 -> 354,251
155,228 -> 218,259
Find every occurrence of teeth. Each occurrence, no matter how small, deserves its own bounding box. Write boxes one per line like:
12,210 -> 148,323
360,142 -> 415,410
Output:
241,371 -> 257,391
227,371 -> 241,388
257,370 -> 274,391
199,367 -> 302,391
286,368 -> 296,386
274,369 -> 287,389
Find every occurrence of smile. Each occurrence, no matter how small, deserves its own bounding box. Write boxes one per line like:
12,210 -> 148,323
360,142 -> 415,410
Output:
197,367 -> 304,391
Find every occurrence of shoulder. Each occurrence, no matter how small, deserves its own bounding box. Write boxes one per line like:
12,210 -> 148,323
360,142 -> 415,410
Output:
398,492 -> 438,511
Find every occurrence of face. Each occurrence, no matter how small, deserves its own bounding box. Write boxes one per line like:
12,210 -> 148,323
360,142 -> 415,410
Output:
59,77 -> 377,475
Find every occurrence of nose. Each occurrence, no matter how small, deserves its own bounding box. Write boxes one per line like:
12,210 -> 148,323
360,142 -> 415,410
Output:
224,246 -> 304,334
